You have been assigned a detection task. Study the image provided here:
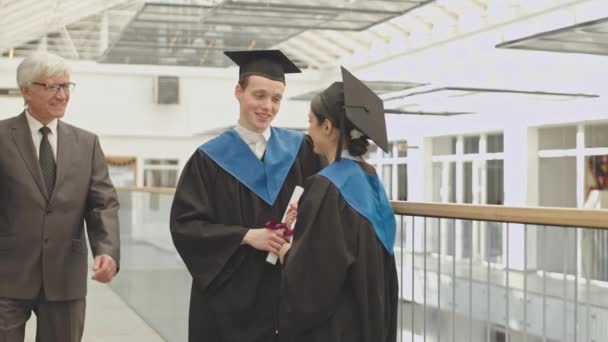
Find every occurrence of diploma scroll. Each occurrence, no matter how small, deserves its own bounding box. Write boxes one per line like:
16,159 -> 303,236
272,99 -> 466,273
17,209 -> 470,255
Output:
266,186 -> 304,264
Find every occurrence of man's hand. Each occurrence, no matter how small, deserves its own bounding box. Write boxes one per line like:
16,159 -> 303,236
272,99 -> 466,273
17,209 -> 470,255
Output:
242,228 -> 288,254
92,254 -> 117,283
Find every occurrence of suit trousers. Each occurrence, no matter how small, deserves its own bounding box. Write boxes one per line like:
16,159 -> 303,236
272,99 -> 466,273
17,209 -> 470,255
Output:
0,293 -> 85,342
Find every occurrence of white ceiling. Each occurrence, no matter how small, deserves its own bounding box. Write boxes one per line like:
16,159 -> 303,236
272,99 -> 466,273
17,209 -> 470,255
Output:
1,0 -> 597,70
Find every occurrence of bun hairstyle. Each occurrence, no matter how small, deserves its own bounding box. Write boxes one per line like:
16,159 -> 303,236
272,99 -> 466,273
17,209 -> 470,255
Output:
310,82 -> 370,159
347,129 -> 369,157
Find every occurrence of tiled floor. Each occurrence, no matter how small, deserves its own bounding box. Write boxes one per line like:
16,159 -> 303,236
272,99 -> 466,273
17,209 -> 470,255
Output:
107,242 -> 191,342
24,277 -> 165,342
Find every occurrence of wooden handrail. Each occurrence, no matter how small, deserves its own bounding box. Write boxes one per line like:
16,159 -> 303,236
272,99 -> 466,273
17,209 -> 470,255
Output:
116,186 -> 176,194
392,201 -> 608,229
116,187 -> 608,229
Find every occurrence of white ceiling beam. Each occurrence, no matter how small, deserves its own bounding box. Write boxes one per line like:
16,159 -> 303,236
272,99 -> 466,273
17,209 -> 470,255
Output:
392,14 -> 433,35
37,35 -> 48,52
342,31 -> 374,50
282,37 -> 335,66
299,31 -> 351,58
99,11 -> 110,55
278,42 -> 324,70
320,30 -> 370,51
1,0 -> 133,53
415,3 -> 459,27
366,26 -> 392,44
435,0 -> 487,31
357,29 -> 389,46
313,31 -> 357,54
433,1 -> 461,20
384,21 -> 412,36
60,27 -> 80,59
348,0 -> 589,73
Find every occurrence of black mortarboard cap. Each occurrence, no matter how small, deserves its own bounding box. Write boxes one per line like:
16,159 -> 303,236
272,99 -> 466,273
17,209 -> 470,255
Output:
341,66 -> 389,152
224,49 -> 301,83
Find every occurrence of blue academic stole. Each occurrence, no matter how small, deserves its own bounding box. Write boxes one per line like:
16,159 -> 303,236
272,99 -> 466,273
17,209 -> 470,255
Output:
319,159 -> 397,254
200,127 -> 304,206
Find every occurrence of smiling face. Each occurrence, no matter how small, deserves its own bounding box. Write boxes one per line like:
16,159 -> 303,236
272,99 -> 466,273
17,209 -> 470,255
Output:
235,75 -> 285,133
307,110 -> 338,161
21,73 -> 71,125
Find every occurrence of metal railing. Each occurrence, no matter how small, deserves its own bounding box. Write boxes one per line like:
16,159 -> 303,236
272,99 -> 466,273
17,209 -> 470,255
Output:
392,201 -> 608,342
113,187 -> 608,342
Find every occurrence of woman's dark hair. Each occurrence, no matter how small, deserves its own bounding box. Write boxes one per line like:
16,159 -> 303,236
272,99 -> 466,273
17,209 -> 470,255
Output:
310,82 -> 369,158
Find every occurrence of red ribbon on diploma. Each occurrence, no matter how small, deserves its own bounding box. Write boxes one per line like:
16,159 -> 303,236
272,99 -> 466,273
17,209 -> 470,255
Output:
264,220 -> 294,237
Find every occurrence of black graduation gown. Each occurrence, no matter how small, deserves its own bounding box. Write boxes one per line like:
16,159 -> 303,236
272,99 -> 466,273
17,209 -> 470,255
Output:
170,134 -> 322,342
280,174 -> 399,342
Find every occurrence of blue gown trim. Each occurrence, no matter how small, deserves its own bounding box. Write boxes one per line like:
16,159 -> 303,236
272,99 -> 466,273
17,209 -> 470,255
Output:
319,159 -> 397,253
200,127 -> 304,206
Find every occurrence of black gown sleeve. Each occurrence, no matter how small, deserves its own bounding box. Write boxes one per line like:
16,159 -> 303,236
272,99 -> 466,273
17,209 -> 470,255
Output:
281,175 -> 357,333
170,150 -> 249,293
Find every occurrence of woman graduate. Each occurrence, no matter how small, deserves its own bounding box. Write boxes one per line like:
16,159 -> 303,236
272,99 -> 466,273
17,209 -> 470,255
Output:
278,67 -> 398,342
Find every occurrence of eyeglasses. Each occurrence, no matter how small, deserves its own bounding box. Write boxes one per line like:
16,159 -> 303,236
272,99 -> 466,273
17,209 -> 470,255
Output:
32,82 -> 76,93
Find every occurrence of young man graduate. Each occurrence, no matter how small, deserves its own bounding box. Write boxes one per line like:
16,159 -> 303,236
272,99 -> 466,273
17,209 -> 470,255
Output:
170,50 -> 323,342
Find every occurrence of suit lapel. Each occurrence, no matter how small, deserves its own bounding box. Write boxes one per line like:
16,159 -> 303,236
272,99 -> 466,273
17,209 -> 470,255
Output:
52,121 -> 73,203
10,112 -> 49,201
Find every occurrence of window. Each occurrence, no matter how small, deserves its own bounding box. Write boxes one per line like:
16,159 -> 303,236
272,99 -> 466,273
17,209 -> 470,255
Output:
585,122 -> 608,148
106,156 -> 137,187
586,155 -> 608,195
487,133 -> 504,153
396,141 -> 408,158
538,125 -> 577,150
370,140 -> 409,201
364,143 -> 378,160
537,125 -> 579,209
430,133 -> 505,262
384,142 -> 395,158
538,157 -> 576,207
432,162 -> 443,203
463,161 -> 473,204
464,136 -> 479,154
536,122 -> 608,280
143,158 -> 179,188
382,165 -> 393,198
431,161 -> 456,203
397,164 -> 407,201
487,160 -> 504,205
431,134 -> 504,205
432,136 -> 457,156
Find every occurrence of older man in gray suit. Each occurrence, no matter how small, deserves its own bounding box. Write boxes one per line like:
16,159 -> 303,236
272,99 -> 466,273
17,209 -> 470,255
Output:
0,52 -> 120,342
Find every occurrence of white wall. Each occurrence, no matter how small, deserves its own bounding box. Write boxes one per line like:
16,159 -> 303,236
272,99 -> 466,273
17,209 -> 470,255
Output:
0,58 -> 323,172
3,0 -> 608,197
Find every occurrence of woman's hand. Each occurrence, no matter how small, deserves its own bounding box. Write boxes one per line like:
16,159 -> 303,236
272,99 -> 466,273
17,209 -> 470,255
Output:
279,242 -> 292,264
284,203 -> 298,229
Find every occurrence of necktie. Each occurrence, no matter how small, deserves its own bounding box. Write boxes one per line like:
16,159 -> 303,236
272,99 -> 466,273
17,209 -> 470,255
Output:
39,126 -> 56,197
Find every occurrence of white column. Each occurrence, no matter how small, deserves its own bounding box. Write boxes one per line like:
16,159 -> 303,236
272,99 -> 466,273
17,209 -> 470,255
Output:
408,135 -> 425,202
527,128 -> 539,206
37,35 -> 48,52
503,124 -> 537,270
99,11 -> 109,56
455,136 -> 464,258
576,124 -> 585,208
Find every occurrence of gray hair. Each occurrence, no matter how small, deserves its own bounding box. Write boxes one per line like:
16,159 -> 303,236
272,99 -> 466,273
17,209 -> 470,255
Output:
16,52 -> 71,88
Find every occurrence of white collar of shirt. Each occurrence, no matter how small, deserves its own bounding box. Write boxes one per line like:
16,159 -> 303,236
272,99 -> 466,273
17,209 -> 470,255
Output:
25,109 -> 58,159
234,123 -> 271,159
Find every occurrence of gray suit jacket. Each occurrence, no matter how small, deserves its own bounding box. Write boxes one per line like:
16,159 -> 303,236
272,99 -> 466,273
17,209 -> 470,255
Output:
0,112 -> 120,301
